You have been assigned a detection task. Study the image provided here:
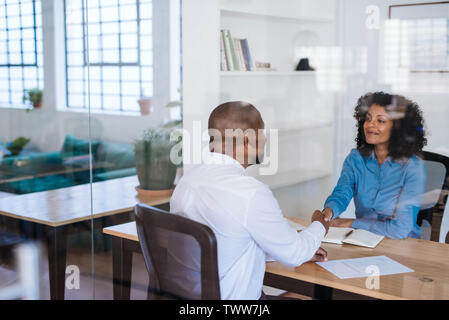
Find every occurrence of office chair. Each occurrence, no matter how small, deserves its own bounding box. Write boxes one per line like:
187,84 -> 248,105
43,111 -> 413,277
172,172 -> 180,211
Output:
134,203 -> 221,300
0,242 -> 40,300
0,229 -> 25,263
417,151 -> 449,243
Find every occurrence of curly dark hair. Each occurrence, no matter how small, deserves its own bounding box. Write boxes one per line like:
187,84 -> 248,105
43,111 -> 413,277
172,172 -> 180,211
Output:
354,92 -> 427,160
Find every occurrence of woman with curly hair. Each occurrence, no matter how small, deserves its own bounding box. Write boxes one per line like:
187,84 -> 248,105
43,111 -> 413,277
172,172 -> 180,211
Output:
321,92 -> 427,239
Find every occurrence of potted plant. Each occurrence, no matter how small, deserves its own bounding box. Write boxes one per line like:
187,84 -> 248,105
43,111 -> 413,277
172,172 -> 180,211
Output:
23,88 -> 43,109
137,96 -> 152,115
134,128 -> 180,197
5,137 -> 31,157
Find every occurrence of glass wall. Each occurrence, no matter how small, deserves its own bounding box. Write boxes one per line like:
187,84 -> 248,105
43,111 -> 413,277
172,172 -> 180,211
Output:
214,0 -> 337,223
0,0 -> 181,300
335,0 -> 449,244
181,0 -> 449,299
1,0 -> 448,301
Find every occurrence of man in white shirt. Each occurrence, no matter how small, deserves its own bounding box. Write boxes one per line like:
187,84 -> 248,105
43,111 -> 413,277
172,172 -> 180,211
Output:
170,101 -> 330,300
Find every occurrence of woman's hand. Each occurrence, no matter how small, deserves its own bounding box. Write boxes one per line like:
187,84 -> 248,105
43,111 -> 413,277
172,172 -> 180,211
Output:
330,218 -> 354,228
322,207 -> 334,221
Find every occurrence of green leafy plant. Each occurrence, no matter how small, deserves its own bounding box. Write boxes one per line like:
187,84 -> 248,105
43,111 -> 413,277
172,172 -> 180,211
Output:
23,88 -> 43,109
164,87 -> 183,126
165,87 -> 182,109
134,128 -> 181,190
6,137 -> 31,156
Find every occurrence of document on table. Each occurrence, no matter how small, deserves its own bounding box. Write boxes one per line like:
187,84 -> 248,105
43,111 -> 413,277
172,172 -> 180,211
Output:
316,256 -> 414,279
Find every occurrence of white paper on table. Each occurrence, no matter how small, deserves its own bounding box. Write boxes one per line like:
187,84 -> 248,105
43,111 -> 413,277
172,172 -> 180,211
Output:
316,255 -> 414,279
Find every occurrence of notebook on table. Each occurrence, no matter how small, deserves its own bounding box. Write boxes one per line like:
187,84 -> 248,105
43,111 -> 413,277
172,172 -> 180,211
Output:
323,227 -> 384,249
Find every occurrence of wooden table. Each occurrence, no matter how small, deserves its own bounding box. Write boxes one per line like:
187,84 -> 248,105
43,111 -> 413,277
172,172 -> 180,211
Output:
103,218 -> 449,300
0,175 -> 170,300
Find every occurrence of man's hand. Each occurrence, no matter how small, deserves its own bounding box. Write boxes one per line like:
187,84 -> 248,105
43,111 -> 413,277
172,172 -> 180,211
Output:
330,218 -> 354,228
308,247 -> 328,263
322,207 -> 333,222
311,210 -> 330,235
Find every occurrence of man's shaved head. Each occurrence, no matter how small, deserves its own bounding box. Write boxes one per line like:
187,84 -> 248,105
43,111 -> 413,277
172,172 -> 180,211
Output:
208,101 -> 265,167
208,101 -> 264,134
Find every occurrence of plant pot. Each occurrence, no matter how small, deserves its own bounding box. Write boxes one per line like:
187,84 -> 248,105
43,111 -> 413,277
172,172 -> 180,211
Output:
135,186 -> 174,198
137,98 -> 152,115
134,140 -> 178,191
33,101 -> 42,108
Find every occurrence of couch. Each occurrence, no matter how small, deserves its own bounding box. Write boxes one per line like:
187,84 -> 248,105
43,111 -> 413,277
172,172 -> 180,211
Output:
0,135 -> 136,194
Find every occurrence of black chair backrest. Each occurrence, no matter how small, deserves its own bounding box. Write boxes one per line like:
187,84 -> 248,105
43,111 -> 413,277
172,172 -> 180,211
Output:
134,203 -> 221,300
417,151 -> 449,236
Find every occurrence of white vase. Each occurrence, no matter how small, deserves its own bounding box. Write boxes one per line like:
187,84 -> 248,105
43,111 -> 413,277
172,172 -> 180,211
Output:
137,97 -> 152,115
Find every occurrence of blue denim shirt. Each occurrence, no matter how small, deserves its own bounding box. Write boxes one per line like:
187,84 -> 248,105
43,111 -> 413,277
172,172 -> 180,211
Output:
324,149 -> 426,239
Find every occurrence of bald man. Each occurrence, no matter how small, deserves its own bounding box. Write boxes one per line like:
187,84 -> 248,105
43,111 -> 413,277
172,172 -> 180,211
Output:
170,101 -> 329,300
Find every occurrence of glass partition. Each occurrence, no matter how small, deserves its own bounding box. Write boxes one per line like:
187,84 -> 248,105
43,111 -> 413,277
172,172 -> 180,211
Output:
1,0 -> 448,302
336,0 -> 449,244
0,0 -> 94,299
0,0 -> 182,300
86,0 -> 182,299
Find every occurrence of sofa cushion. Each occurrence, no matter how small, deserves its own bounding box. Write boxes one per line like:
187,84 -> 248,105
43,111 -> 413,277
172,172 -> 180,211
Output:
0,175 -> 75,194
61,135 -> 100,158
95,141 -> 135,170
0,151 -> 62,175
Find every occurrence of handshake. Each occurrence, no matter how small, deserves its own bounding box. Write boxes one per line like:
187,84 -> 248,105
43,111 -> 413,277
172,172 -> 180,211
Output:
307,207 -> 333,263
311,207 -> 333,236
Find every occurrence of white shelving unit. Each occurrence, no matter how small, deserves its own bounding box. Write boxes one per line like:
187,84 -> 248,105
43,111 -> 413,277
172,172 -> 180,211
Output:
218,0 -> 336,189
220,71 -> 316,76
220,8 -> 334,24
219,0 -> 335,23
247,167 -> 333,190
273,121 -> 334,133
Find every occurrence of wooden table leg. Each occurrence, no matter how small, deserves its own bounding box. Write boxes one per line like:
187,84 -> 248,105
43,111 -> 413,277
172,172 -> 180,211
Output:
112,237 -> 133,300
47,226 -> 68,300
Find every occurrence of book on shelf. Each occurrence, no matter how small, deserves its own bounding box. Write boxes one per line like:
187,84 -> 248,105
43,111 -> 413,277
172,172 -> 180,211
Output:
220,31 -> 228,71
322,227 -> 385,249
240,38 -> 254,71
233,38 -> 246,71
220,30 -> 255,72
221,29 -> 239,71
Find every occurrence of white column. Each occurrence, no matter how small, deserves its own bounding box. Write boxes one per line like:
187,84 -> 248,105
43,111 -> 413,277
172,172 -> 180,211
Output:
41,0 -> 66,110
152,0 -> 171,123
182,0 -> 220,170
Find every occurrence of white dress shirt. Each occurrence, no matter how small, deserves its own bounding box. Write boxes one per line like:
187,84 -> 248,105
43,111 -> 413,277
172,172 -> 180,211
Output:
169,152 -> 325,300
